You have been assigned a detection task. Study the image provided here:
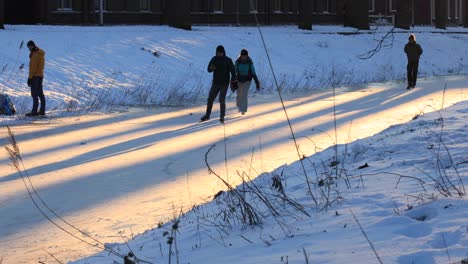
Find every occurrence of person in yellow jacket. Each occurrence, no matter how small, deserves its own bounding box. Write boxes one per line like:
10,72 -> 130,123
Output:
26,40 -> 46,116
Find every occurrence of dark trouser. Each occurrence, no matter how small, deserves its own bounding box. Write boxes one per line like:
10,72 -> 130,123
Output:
31,77 -> 46,114
407,61 -> 419,87
205,83 -> 228,119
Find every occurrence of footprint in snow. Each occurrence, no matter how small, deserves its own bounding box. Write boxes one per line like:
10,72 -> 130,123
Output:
395,222 -> 432,238
428,230 -> 463,249
406,205 -> 438,222
397,251 -> 435,264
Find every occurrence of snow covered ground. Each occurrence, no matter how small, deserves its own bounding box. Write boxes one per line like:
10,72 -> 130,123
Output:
0,74 -> 466,263
73,100 -> 468,264
0,25 -> 467,264
0,25 -> 468,115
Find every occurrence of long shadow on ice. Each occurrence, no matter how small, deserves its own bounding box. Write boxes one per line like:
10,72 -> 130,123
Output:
0,75 -> 465,239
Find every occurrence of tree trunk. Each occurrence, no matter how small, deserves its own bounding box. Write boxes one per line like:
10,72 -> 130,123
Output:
298,0 -> 313,30
0,0 -> 4,29
165,0 -> 191,30
336,0 -> 347,25
83,0 -> 97,24
395,0 -> 412,29
435,0 -> 447,29
81,0 -> 88,24
35,0 -> 47,24
344,0 -> 369,30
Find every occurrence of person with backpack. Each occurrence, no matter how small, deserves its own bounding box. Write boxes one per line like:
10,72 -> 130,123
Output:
404,34 -> 423,90
26,40 -> 46,116
234,49 -> 260,115
200,45 -> 236,123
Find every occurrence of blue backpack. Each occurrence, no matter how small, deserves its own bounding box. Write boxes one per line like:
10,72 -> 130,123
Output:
0,94 -> 17,116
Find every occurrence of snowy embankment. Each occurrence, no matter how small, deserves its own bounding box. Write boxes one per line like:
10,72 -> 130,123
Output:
0,25 -> 468,115
72,101 -> 468,264
1,25 -> 467,264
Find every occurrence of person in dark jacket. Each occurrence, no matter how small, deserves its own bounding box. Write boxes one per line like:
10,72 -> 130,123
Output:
235,49 -> 260,115
404,34 -> 423,89
201,45 -> 236,123
26,40 -> 46,116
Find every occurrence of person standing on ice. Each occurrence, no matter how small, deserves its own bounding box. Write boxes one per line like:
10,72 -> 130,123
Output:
404,34 -> 423,90
26,40 -> 46,116
234,49 -> 260,115
200,45 -> 236,123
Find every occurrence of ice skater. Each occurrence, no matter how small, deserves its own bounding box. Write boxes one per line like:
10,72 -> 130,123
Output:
234,49 -> 260,115
404,34 -> 423,90
200,45 -> 236,123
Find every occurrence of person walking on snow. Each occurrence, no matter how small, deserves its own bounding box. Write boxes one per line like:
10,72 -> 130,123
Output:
404,34 -> 423,90
26,40 -> 46,116
201,45 -> 236,123
234,49 -> 260,115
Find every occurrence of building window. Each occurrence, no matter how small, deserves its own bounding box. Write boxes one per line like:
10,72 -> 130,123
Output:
389,0 -> 397,12
283,0 -> 292,13
324,0 -> 331,13
273,0 -> 282,12
368,0 -> 375,12
94,0 -> 107,10
57,0 -> 72,10
461,0 -> 465,24
312,0 -> 331,13
213,0 -> 223,13
458,0 -> 463,23
430,0 -> 435,20
454,0 -> 460,19
448,0 -> 451,19
250,0 -> 258,13
140,0 -> 150,11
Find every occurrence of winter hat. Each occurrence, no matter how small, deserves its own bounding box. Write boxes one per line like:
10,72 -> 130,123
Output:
27,40 -> 36,48
240,49 -> 248,56
216,45 -> 225,55
409,34 -> 416,41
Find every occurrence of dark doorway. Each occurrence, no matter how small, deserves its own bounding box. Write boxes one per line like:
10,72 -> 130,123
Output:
5,0 -> 38,24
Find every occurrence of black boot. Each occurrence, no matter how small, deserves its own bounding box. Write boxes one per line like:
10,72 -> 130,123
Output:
200,115 -> 210,122
26,112 -> 38,117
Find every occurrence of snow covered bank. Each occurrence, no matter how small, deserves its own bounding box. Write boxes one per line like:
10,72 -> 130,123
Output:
1,25 -> 468,115
0,73 -> 466,263
73,100 -> 468,264
1,24 -> 467,264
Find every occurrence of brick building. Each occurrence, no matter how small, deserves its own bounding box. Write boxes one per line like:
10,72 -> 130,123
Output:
1,0 -> 467,28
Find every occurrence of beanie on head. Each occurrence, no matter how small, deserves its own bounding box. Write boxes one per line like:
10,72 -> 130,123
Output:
216,45 -> 225,55
27,40 -> 36,48
240,49 -> 248,56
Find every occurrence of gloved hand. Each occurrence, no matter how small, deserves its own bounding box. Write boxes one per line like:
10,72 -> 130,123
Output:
27,78 -> 32,87
255,81 -> 260,91
230,80 -> 238,92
